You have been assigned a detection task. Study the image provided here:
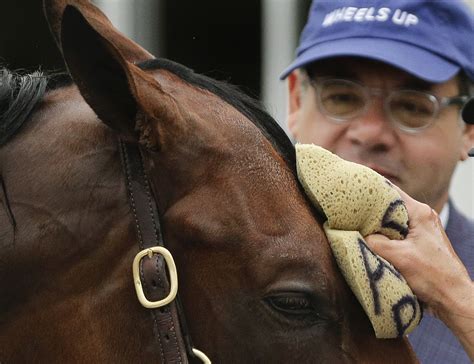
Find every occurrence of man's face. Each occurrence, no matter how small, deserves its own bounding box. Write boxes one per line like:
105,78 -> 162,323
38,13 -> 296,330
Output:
287,58 -> 474,212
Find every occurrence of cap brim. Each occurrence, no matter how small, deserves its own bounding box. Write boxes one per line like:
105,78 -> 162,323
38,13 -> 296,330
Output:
280,37 -> 460,82
462,98 -> 474,124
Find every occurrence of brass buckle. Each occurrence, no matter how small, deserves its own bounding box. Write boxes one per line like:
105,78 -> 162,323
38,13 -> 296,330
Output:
192,348 -> 212,363
132,247 -> 178,309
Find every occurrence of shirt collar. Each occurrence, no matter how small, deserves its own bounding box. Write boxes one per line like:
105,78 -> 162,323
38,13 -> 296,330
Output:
439,203 -> 450,229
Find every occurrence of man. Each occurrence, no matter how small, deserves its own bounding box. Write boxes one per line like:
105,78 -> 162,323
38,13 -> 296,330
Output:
280,1 -> 474,363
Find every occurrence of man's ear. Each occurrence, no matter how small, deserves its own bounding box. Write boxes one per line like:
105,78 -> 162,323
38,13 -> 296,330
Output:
286,71 -> 303,140
460,124 -> 474,161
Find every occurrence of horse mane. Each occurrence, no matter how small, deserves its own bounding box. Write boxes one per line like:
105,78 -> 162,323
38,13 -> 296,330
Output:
0,61 -> 296,172
0,68 -> 49,146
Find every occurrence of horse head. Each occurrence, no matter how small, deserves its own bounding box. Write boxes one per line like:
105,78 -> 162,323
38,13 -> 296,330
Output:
0,1 -> 417,362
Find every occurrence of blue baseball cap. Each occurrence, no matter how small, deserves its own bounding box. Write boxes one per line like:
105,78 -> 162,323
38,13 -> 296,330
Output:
280,0 -> 474,83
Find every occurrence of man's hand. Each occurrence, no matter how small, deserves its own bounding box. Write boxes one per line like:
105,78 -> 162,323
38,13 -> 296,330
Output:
365,187 -> 474,360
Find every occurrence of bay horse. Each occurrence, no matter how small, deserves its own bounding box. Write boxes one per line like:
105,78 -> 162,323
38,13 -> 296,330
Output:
0,0 -> 417,362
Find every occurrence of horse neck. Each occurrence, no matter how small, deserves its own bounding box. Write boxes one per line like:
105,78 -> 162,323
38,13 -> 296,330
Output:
2,85 -> 131,245
0,85 -> 167,361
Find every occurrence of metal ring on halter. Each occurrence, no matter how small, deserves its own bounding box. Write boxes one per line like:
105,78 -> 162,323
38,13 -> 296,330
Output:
192,348 -> 212,364
132,247 -> 178,309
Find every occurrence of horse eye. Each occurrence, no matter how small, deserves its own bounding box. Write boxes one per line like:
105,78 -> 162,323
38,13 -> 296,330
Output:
266,293 -> 316,317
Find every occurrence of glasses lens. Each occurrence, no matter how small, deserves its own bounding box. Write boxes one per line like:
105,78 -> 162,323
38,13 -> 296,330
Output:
388,91 -> 436,129
319,80 -> 366,120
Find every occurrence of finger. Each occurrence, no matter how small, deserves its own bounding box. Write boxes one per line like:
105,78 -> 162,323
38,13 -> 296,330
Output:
391,184 -> 438,224
390,184 -> 418,213
365,234 -> 397,257
365,234 -> 408,274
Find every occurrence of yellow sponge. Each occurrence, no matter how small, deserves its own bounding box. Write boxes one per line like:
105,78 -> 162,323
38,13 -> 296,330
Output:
296,144 -> 421,338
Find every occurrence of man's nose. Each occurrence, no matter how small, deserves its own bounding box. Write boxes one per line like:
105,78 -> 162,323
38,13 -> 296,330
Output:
345,99 -> 397,149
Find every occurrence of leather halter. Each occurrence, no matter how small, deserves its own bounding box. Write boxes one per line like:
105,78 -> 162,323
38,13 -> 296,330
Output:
119,140 -> 210,363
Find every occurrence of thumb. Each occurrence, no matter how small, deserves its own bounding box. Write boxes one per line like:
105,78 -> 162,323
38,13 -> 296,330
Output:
364,234 -> 399,261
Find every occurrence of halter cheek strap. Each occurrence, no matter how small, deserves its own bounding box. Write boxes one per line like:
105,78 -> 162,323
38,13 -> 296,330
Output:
119,140 -> 210,364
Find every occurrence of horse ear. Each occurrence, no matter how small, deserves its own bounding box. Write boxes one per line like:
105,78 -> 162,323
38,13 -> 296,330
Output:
43,0 -> 153,63
60,5 -> 181,148
60,5 -> 143,138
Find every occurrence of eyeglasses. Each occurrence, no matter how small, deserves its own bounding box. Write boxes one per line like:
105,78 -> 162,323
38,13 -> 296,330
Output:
309,78 -> 469,133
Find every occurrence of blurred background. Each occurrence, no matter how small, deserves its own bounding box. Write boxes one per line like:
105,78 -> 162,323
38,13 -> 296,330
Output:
1,0 -> 472,217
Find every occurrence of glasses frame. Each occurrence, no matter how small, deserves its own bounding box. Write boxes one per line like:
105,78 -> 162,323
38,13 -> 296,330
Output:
309,78 -> 469,134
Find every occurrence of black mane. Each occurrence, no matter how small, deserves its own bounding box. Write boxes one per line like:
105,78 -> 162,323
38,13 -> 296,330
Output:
0,61 -> 295,172
0,69 -> 49,146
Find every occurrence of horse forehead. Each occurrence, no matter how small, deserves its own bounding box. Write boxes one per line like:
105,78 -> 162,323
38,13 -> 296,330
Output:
165,158 -> 325,251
